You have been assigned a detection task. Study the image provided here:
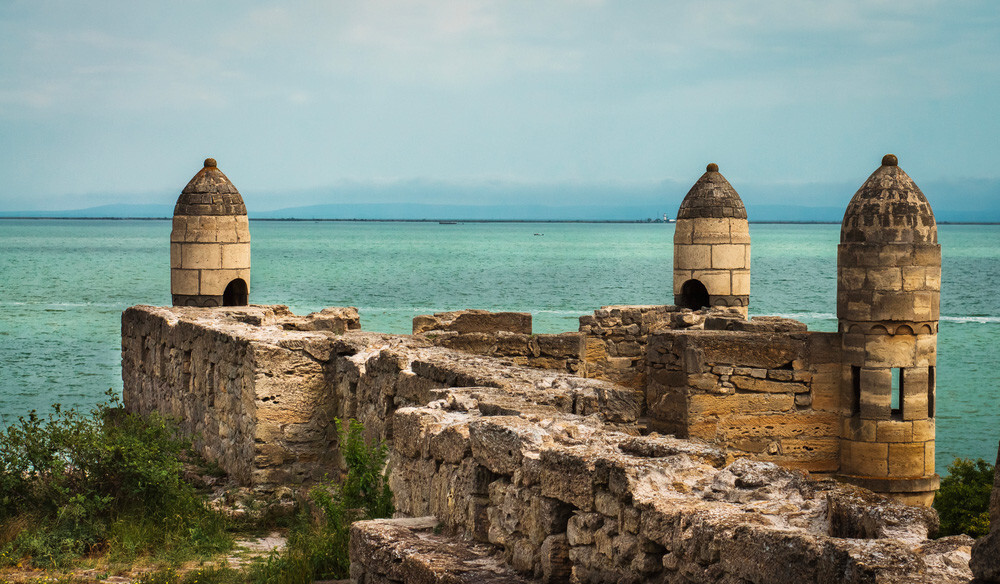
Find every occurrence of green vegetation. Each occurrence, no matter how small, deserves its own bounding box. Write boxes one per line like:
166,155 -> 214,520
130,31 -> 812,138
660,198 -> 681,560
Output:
0,392 -> 229,569
934,457 -> 995,538
0,395 -> 393,583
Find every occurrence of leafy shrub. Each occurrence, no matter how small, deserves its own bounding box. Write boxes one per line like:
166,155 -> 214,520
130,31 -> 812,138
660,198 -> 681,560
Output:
934,457 -> 995,537
247,418 -> 393,584
0,391 -> 230,567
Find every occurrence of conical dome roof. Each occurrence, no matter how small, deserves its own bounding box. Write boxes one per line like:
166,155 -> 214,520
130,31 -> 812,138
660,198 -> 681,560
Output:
676,163 -> 747,220
841,155 -> 936,244
173,158 -> 247,216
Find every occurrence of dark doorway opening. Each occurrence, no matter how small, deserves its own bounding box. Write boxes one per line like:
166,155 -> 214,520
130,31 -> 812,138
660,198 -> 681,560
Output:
678,279 -> 710,310
222,278 -> 248,306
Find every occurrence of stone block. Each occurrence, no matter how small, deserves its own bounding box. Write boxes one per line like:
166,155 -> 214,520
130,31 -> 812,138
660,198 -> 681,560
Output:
673,218 -> 694,244
688,393 -> 794,417
810,368 -> 841,412
696,270 -> 733,296
711,244 -> 746,270
689,217 -> 732,244
730,219 -> 751,244
221,242 -> 251,269
915,334 -> 937,366
888,443 -> 925,477
731,269 -> 751,296
429,422 -> 472,464
170,268 -> 199,296
717,412 -> 839,440
839,267 -> 866,290
859,368 -> 891,420
912,418 -> 935,442
876,420 -> 912,443
867,267 -> 902,290
844,417 -> 877,442
863,333 -> 916,368
536,333 -> 585,359
761,437 -> 840,472
924,441 -> 935,476
694,331 -> 803,370
674,244 -> 711,270
843,440 -> 888,476
179,242 -> 222,270
539,448 -> 596,511
730,375 -> 798,394
469,417 -> 542,476
901,266 -> 927,291
452,311 -> 531,334
902,367 -> 930,421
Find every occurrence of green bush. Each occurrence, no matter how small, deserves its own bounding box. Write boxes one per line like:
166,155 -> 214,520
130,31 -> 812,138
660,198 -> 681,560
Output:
934,457 -> 995,537
247,418 -> 393,584
0,391 -> 230,567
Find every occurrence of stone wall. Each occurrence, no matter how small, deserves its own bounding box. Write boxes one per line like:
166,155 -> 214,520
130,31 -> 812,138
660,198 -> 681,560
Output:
578,305 -> 724,388
413,310 -> 586,375
384,380 -> 970,584
645,325 -> 843,472
123,305 -> 638,490
971,440 -> 1000,582
123,305 -> 971,583
122,305 -> 360,487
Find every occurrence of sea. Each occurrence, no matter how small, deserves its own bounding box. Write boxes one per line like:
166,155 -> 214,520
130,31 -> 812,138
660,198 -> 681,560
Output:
0,219 -> 997,472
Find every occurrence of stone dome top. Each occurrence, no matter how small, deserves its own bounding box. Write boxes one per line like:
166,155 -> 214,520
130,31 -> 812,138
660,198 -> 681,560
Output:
173,158 -> 247,217
841,155 -> 936,244
676,164 -> 747,220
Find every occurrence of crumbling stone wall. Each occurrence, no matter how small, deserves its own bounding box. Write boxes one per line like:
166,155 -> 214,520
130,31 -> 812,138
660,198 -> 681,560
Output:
384,380 -> 970,584
413,310 -> 586,375
578,305 -> 726,388
122,305 -> 360,487
645,325 -> 843,472
123,305 -> 971,583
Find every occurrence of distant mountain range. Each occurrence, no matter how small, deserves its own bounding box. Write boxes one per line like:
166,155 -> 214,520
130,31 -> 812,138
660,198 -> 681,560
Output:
1,177 -> 997,222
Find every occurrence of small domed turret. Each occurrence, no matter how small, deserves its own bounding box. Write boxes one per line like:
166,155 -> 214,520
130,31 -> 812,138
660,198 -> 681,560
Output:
837,154 -> 941,507
673,163 -> 750,315
170,158 -> 251,307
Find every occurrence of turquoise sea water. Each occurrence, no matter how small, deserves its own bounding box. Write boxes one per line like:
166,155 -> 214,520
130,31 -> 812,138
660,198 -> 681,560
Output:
0,219 -> 997,470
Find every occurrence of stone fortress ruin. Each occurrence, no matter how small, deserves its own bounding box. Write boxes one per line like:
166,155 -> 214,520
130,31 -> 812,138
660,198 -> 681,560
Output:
122,157 -> 999,582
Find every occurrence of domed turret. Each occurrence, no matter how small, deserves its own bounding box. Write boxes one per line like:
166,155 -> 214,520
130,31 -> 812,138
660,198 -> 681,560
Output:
837,154 -> 940,506
673,163 -> 750,315
170,158 -> 251,307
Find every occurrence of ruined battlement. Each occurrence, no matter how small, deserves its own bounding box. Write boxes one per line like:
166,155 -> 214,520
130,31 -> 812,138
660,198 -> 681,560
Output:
121,304 -> 974,583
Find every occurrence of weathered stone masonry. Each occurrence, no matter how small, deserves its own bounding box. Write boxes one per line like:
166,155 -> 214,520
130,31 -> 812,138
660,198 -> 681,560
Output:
123,305 -> 974,583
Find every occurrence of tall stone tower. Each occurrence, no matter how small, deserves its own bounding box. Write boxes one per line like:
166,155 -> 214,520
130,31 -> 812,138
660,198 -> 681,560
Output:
673,163 -> 750,316
170,158 -> 251,307
837,154 -> 940,506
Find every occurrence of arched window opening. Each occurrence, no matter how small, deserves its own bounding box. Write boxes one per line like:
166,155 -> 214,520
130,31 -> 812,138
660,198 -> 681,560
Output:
222,278 -> 248,307
678,279 -> 710,310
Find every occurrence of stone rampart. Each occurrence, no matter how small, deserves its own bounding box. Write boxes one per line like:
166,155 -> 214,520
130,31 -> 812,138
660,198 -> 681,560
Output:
382,375 -> 970,584
122,305 -> 972,583
646,327 -> 843,472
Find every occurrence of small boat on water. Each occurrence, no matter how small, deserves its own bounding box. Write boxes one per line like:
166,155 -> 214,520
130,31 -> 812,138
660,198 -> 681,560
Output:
439,221 -> 458,225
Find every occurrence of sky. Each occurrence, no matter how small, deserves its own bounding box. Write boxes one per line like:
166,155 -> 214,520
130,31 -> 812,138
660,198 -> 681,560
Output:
1,0 -> 998,216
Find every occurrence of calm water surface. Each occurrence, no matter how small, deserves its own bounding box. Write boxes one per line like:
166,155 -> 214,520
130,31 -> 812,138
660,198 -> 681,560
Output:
0,220 -> 997,470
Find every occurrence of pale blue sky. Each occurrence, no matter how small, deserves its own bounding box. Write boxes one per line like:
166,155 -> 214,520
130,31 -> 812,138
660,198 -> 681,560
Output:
1,0 -> 998,214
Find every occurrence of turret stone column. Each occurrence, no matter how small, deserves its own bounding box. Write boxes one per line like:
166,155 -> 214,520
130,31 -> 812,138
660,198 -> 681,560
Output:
170,158 -> 251,307
837,154 -> 940,506
673,163 -> 750,316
